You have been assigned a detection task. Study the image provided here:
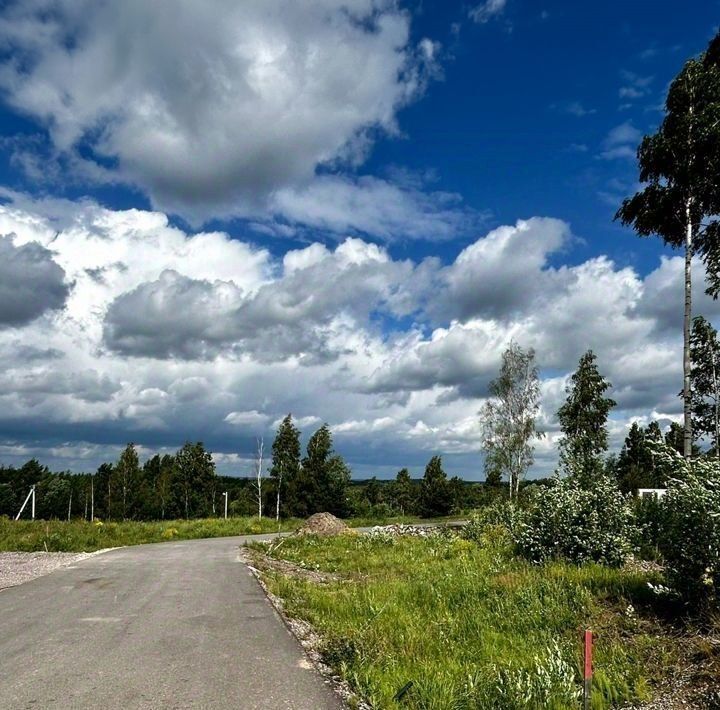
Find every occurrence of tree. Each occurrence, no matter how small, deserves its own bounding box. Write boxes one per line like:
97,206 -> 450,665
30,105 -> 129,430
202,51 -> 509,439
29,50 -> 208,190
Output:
155,454 -> 176,520
665,421 -> 700,457
615,423 -> 652,493
269,414 -> 301,520
388,468 -> 416,515
285,425 -> 350,517
175,442 -> 216,518
557,350 -> 616,485
364,476 -> 382,506
251,437 -> 265,519
111,444 -> 140,520
688,315 -> 720,453
616,32 -> 720,458
418,456 -> 452,517
480,343 -> 543,500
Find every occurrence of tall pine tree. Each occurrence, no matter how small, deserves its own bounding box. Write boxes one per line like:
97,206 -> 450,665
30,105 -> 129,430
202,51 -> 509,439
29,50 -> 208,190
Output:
557,350 -> 616,484
269,414 -> 301,520
418,456 -> 452,517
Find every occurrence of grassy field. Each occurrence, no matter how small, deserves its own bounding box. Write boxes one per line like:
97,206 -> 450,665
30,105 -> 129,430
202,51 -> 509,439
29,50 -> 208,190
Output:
0,514 -> 437,552
251,531 -> 717,709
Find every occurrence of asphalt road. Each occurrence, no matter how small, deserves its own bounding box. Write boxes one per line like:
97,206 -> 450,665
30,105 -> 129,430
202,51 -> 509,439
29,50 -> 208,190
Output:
0,535 -> 343,709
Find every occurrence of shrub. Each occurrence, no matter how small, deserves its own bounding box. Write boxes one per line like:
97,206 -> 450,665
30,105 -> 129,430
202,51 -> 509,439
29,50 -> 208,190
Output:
462,500 -> 526,543
653,445 -> 720,608
516,475 -> 637,567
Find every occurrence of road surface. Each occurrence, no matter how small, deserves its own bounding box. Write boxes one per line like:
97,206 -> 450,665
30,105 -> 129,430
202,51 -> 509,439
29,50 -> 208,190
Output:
0,535 -> 343,709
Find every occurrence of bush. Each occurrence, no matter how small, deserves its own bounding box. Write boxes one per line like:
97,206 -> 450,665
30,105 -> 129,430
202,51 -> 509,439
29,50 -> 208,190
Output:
462,500 -> 526,543
654,446 -> 720,608
516,475 -> 637,567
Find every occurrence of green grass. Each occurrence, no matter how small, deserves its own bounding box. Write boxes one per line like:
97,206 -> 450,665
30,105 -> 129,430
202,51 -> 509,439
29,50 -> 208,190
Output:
252,532 -> 684,709
0,516 -> 306,552
0,514 -> 449,552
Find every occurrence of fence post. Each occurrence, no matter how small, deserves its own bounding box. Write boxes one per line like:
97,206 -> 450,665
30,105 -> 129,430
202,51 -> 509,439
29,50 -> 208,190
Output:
583,629 -> 593,710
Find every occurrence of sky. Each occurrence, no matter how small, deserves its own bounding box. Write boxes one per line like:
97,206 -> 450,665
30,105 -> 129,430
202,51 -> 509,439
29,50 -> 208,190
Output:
0,0 -> 718,479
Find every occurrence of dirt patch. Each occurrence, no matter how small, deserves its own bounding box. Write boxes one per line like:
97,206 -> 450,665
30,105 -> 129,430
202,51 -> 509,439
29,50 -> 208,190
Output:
0,551 -> 97,590
242,547 -> 341,584
296,512 -> 349,537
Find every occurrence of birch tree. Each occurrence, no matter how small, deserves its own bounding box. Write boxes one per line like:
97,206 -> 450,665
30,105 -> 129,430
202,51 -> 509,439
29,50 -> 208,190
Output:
252,436 -> 264,519
617,32 -> 720,458
480,343 -> 543,500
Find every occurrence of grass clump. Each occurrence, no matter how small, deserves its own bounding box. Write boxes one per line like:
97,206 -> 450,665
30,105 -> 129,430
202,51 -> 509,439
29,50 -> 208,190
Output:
255,533 -> 682,709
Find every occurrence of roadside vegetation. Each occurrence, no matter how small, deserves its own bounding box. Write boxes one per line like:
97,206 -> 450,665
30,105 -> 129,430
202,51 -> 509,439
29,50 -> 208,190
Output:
0,514 -> 453,552
252,529 -> 718,709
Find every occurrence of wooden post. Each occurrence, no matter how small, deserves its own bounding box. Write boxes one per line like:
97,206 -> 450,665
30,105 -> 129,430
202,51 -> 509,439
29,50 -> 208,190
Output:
583,629 -> 593,710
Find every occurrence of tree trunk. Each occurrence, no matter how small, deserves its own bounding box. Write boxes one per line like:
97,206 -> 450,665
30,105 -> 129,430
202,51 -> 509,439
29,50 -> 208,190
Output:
683,200 -> 694,459
713,354 -> 720,456
275,474 -> 281,522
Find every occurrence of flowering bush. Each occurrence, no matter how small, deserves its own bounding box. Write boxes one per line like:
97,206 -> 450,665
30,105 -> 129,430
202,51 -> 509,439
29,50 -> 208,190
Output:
516,475 -> 637,567
652,444 -> 720,608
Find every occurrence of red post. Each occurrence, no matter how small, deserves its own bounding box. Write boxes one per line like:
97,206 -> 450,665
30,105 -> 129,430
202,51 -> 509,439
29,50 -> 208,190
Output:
583,629 -> 593,710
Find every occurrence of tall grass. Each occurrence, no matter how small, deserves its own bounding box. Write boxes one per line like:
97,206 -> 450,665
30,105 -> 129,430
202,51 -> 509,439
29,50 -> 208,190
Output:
0,516 -> 305,552
256,533 -> 678,709
0,514 -> 442,552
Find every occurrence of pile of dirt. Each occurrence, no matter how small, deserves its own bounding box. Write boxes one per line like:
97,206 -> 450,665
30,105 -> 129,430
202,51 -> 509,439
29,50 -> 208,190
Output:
296,512 -> 349,537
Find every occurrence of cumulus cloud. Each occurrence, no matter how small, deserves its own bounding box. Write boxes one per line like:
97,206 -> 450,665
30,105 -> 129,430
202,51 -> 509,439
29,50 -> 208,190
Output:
0,0 -> 441,225
0,235 -> 68,326
0,192 -> 714,477
429,217 -> 571,322
104,237 -> 416,362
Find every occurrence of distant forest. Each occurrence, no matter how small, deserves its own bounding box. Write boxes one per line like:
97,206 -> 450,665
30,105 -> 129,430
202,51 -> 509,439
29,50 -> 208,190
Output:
0,419 -> 513,522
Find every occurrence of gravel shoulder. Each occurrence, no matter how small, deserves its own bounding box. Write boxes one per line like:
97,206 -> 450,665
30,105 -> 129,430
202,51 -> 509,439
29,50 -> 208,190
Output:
0,551 -> 101,590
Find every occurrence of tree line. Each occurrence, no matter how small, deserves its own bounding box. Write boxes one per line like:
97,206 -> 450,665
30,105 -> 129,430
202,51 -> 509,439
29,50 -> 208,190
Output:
0,420 -> 502,521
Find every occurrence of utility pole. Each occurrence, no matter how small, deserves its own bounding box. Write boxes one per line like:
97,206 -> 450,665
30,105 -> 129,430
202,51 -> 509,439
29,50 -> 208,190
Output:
223,491 -> 228,519
91,476 -> 94,521
15,485 -> 36,521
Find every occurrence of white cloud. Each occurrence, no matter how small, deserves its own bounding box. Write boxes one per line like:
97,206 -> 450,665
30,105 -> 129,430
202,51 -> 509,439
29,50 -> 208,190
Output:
599,121 -> 643,160
272,174 -> 484,241
0,0 -> 441,226
224,410 -> 271,427
469,0 -> 508,24
0,192 -> 713,477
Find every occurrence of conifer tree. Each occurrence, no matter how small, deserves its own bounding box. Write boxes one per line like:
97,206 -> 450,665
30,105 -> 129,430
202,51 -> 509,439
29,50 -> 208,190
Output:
389,468 -> 416,515
557,350 -> 616,485
269,414 -> 301,520
418,455 -> 452,517
289,424 -> 350,517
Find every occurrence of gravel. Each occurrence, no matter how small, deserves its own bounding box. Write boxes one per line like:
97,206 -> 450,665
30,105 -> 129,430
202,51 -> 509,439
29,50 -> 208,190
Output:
0,552 -> 98,590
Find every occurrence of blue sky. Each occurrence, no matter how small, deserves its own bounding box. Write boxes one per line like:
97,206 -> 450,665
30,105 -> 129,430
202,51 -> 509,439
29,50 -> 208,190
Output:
0,0 -> 718,478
